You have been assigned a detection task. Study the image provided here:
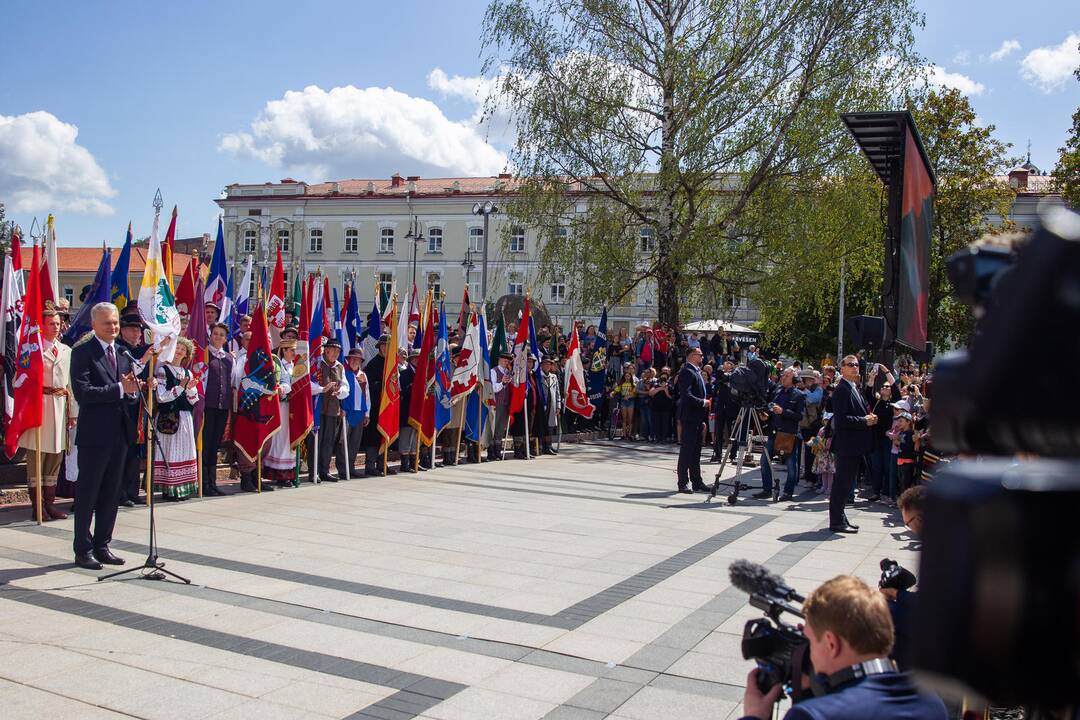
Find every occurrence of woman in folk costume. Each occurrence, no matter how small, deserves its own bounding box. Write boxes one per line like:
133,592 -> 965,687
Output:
261,339 -> 295,487
153,337 -> 201,501
19,308 -> 78,520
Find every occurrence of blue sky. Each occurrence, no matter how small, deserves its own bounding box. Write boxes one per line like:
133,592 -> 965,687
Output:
1,0 -> 1077,247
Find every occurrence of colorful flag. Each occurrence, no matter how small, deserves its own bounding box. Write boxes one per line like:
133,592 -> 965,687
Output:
451,308 -> 480,400
457,285 -> 471,340
433,301 -> 453,434
136,206 -> 181,362
267,248 -> 286,329
291,272 -> 302,319
233,300 -> 282,461
408,284 -> 421,346
587,307 -> 609,410
62,248 -> 111,346
289,276 -> 314,449
343,362 -> 369,427
377,297 -> 401,452
509,298 -> 531,415
464,305 -> 491,443
111,223 -> 133,311
528,313 -> 546,408
204,218 -> 229,309
343,283 -> 361,352
1,241 -> 26,426
396,285 -> 410,353
564,323 -> 595,418
175,254 -> 199,317
184,275 -> 209,438
490,314 -> 507,358
4,242 -> 44,458
361,299 -> 381,368
40,216 -> 56,308
163,205 -> 178,291
408,291 -> 435,446
232,255 -> 253,339
321,276 -> 332,340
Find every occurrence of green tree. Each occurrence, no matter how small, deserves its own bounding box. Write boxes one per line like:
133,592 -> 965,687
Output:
1053,41 -> 1080,208
752,87 -> 1014,356
481,0 -> 922,325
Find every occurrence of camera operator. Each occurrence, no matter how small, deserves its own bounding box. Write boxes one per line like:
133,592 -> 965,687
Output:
879,485 -> 926,670
753,367 -> 805,501
740,576 -> 947,720
710,360 -> 737,462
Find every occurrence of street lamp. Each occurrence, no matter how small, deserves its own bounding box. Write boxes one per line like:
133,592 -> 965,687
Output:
461,248 -> 476,300
404,214 -> 425,298
471,200 -> 498,302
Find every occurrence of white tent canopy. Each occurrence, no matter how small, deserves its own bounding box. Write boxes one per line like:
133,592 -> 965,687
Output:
683,320 -> 759,334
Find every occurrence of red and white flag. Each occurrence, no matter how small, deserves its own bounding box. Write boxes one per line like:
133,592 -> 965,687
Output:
450,308 -> 479,400
267,248 -> 286,329
4,242 -> 44,458
509,298 -> 531,415
563,323 -> 595,418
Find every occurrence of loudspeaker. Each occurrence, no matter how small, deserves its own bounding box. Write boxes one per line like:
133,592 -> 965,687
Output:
845,315 -> 884,350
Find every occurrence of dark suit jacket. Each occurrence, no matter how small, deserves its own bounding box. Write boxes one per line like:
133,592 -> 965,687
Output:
362,354 -> 386,447
676,363 -> 707,424
830,379 -> 872,457
71,337 -> 137,447
762,673 -> 947,720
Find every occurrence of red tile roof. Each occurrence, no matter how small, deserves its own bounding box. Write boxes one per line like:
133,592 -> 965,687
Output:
303,176 -> 521,197
20,247 -> 193,275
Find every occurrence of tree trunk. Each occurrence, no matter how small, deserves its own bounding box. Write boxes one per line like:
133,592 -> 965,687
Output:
657,0 -> 679,328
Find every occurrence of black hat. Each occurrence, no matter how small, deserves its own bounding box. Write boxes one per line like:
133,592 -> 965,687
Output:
324,338 -> 342,349
281,326 -> 298,338
541,354 -> 556,363
120,310 -> 144,329
499,351 -> 513,360
377,335 -> 389,346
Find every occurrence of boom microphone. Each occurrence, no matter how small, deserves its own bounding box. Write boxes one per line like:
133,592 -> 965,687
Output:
729,560 -> 805,603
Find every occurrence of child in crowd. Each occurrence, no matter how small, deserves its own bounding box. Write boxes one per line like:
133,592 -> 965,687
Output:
894,411 -> 919,494
810,413 -> 835,496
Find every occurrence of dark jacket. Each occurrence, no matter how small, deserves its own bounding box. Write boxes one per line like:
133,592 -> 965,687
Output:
362,354 -> 386,447
830,379 -> 872,457
768,385 -> 805,435
399,362 -> 415,425
760,672 -> 947,720
676,362 -> 708,424
71,337 -> 138,447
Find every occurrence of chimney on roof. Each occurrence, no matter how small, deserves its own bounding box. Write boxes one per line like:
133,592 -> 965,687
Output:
451,181 -> 461,193
498,173 -> 511,180
366,181 -> 375,195
406,175 -> 420,182
331,182 -> 340,194
391,173 -> 403,188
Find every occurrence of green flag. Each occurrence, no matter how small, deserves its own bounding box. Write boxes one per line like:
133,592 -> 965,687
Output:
491,315 -> 507,358
291,273 -> 302,321
548,325 -> 559,357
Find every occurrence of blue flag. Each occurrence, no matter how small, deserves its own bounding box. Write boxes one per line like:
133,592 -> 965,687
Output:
464,308 -> 491,443
344,284 -> 361,351
587,306 -> 608,409
333,288 -> 344,349
111,223 -> 132,311
343,365 -> 369,426
221,270 -> 234,339
433,301 -> 453,434
528,315 -> 547,408
205,218 -> 229,310
65,249 -> 112,345
360,300 -> 381,368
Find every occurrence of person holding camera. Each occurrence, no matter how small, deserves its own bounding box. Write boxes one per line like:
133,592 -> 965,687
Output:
753,367 -> 806,501
740,575 -> 946,720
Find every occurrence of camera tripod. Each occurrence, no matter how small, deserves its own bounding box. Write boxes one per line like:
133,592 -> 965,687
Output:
709,402 -> 770,505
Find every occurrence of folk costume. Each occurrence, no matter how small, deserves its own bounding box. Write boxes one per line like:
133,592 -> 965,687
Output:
153,363 -> 201,500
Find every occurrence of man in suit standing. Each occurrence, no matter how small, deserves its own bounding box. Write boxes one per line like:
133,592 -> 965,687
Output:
828,354 -> 877,534
70,302 -> 142,569
676,346 -> 710,493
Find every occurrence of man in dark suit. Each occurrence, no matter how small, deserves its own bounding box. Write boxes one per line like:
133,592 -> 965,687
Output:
828,354 -> 877,534
116,309 -> 150,506
362,337 -> 396,475
675,346 -> 710,493
70,302 -> 141,569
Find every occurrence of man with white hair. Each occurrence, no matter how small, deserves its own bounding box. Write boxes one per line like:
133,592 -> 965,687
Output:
69,302 -> 142,570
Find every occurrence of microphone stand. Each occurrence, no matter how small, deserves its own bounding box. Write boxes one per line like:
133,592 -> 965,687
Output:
100,352 -> 191,584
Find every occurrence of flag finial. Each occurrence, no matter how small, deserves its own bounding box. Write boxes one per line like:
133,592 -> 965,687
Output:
153,188 -> 163,213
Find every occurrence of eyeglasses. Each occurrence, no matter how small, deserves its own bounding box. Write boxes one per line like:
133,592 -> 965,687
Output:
842,362 -> 859,368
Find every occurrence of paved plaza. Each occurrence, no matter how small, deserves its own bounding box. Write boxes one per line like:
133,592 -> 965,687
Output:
0,443 -> 918,720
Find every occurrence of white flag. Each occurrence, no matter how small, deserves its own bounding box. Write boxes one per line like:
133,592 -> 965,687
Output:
137,207 -> 181,362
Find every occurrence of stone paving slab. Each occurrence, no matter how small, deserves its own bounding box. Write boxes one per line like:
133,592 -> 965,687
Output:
0,441 -> 918,719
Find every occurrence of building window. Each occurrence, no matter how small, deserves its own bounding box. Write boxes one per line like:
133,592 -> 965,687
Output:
725,291 -> 740,308
378,272 -> 393,301
469,227 -> 483,252
427,272 -> 442,298
508,277 -> 523,296
344,228 -> 359,254
309,228 -> 323,253
380,227 -> 395,254
639,227 -> 655,253
427,227 -> 443,253
63,285 -> 74,304
247,209 -> 262,216
555,226 -> 568,242
509,226 -> 526,253
242,228 -> 257,254
282,270 -> 290,292
277,228 -> 290,253
550,280 -> 566,304
469,280 -> 480,301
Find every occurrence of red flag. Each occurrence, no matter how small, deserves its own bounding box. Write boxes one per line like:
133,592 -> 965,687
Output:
321,276 -> 332,340
184,276 -> 209,436
508,298 -> 531,414
307,274 -> 322,384
175,256 -> 199,316
267,248 -> 285,329
377,297 -> 400,451
232,300 -> 282,461
163,205 -> 177,291
289,275 -> 314,449
4,243 -> 44,458
407,291 -> 435,446
563,324 -> 595,418
39,252 -> 55,308
456,285 -> 471,339
10,229 -> 22,272
408,284 -> 421,329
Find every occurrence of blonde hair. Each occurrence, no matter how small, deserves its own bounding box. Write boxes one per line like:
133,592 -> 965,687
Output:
803,576 -> 894,656
173,336 -> 195,364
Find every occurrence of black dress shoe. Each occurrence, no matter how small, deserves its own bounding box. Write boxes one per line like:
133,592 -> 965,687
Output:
92,548 -> 125,565
74,552 -> 102,570
321,475 -> 339,482
779,493 -> 795,502
677,487 -> 693,494
120,498 -> 136,508
843,516 -> 860,530
830,526 -> 858,534
691,485 -> 709,493
751,491 -> 772,499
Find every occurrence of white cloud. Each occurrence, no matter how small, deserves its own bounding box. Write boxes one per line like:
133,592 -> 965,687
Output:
1020,33 -> 1080,93
220,84 -> 507,179
0,111 -> 116,215
927,65 -> 986,96
989,39 -> 1021,62
427,67 -> 518,146
952,50 -> 971,66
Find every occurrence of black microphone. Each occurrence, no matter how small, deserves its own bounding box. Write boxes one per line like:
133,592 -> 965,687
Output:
729,560 -> 806,603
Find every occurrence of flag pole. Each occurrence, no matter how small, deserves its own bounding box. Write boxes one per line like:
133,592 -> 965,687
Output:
383,444 -> 387,477
34,433 -> 43,525
524,377 -> 531,459
257,448 -> 262,493
146,355 -> 156,505
454,390 -> 468,465
340,414 -> 350,481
